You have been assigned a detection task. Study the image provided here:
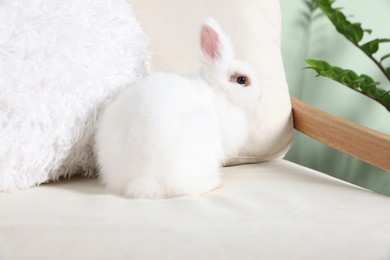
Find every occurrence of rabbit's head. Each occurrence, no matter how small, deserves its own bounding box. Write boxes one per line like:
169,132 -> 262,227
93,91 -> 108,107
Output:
199,18 -> 262,110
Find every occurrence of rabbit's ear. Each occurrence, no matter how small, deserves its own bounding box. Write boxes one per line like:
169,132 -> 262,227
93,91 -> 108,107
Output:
200,18 -> 234,63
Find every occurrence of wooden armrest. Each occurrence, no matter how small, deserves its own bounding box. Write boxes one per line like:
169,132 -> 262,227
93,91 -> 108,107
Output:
291,97 -> 390,172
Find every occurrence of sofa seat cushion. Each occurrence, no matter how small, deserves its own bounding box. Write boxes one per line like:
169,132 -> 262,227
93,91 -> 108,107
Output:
1,160 -> 389,259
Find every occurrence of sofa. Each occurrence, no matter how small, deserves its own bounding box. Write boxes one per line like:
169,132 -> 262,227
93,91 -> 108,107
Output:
1,0 -> 389,259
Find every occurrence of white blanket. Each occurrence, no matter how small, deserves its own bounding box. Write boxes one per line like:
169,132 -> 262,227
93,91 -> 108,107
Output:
0,0 -> 149,191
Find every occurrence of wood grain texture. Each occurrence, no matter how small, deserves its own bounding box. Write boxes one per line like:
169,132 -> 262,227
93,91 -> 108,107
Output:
291,97 -> 390,172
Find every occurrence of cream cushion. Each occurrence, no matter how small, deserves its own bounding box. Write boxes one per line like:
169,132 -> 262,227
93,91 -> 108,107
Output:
129,0 -> 293,164
1,160 -> 389,259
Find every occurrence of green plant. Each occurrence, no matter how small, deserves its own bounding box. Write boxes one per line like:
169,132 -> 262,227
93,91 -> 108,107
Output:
305,0 -> 390,112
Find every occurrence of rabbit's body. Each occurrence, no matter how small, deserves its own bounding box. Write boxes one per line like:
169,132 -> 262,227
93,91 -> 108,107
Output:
96,73 -> 248,198
95,18 -> 262,199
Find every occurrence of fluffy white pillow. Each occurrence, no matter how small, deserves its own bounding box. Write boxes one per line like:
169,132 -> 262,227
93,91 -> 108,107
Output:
0,0 -> 149,190
129,0 -> 293,165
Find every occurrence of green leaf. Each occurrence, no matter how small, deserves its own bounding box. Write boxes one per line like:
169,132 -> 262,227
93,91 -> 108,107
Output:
380,54 -> 390,63
316,0 -> 369,44
360,74 -> 378,95
361,39 -> 380,55
376,89 -> 390,112
313,12 -> 325,21
377,89 -> 390,98
301,12 -> 311,22
303,0 -> 313,11
305,59 -> 333,75
386,67 -> 390,76
304,59 -> 390,111
315,1 -> 390,83
378,38 -> 390,43
304,0 -> 318,11
339,69 -> 358,86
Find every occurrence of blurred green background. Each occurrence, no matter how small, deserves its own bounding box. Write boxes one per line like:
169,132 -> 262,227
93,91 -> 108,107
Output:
280,0 -> 390,195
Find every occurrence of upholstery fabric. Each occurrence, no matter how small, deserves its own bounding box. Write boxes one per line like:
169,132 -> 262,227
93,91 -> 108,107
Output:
129,0 -> 294,165
1,160 -> 389,259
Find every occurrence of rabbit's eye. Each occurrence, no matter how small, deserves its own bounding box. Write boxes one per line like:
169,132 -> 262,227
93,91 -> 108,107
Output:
236,76 -> 247,85
230,73 -> 250,86
230,72 -> 250,87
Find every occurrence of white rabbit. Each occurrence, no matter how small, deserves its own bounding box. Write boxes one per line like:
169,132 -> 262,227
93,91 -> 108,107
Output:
95,18 -> 262,199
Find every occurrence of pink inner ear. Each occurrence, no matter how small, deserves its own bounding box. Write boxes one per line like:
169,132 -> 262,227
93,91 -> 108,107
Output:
201,25 -> 220,59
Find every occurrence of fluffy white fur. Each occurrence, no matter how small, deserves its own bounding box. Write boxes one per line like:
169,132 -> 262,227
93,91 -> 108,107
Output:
0,0 -> 149,191
95,18 -> 262,199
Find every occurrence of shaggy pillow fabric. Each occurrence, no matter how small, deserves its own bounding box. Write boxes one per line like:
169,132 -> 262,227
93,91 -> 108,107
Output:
129,0 -> 293,165
0,0 -> 149,190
